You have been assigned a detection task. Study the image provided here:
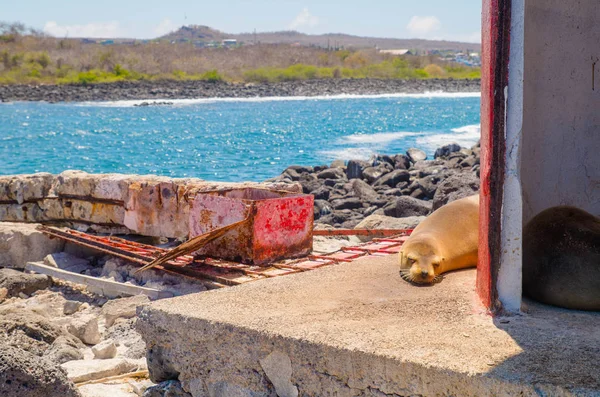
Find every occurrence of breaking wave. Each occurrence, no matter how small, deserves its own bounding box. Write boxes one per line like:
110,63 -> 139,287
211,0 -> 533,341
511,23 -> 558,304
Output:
74,91 -> 481,108
416,124 -> 481,150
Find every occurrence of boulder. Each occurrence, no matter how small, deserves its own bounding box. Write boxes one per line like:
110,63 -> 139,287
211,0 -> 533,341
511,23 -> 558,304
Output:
354,215 -> 426,242
393,154 -> 411,170
43,336 -> 84,364
299,178 -> 321,194
373,170 -> 410,187
330,197 -> 362,211
102,295 -> 150,327
350,179 -> 378,201
313,200 -> 333,218
44,252 -> 92,274
311,186 -> 330,201
383,196 -> 432,218
92,339 -> 117,359
143,380 -> 192,397
63,300 -> 83,315
0,222 -> 64,269
345,160 -> 370,180
362,165 -> 391,184
282,168 -> 301,181
67,313 -> 101,345
317,211 -> 354,227
316,168 -> 346,180
406,148 -> 427,163
434,143 -> 462,159
0,306 -> 75,356
432,172 -> 480,211
330,160 -> 345,168
0,343 -> 81,397
0,268 -> 51,298
416,175 -> 441,199
285,165 -> 313,174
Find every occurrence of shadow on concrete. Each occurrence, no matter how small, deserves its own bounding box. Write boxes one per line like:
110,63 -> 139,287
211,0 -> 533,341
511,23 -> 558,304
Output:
486,298 -> 600,392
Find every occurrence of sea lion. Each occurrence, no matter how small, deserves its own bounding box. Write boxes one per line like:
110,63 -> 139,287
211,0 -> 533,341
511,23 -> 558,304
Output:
523,206 -> 600,311
399,194 -> 479,284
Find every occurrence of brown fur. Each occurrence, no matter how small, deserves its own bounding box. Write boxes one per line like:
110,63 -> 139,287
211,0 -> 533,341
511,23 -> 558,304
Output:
399,195 -> 479,284
523,206 -> 600,311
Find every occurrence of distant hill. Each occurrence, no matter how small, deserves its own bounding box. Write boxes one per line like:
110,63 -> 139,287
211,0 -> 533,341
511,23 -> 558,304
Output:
160,25 -> 480,52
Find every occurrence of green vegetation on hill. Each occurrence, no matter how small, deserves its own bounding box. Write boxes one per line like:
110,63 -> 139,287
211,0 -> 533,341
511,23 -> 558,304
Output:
0,23 -> 480,85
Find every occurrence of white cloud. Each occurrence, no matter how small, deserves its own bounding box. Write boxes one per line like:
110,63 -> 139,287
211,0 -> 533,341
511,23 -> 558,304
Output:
154,18 -> 177,37
406,16 -> 442,37
288,8 -> 319,30
44,21 -> 123,38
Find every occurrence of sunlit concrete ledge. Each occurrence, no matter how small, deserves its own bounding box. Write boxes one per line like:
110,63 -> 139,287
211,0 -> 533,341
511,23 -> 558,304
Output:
137,255 -> 600,397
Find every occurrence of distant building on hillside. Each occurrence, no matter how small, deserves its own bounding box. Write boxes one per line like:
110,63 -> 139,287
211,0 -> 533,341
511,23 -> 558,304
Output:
379,49 -> 413,56
222,39 -> 237,47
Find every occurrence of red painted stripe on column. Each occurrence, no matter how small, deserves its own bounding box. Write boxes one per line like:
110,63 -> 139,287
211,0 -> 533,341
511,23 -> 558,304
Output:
478,0 -> 511,312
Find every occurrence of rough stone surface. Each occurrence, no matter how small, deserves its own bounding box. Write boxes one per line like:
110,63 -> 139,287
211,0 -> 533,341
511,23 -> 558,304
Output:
0,306 -> 74,356
61,358 -> 140,383
345,160 -> 370,180
44,252 -> 93,274
0,222 -> 64,268
259,351 -> 298,397
432,172 -> 480,210
43,335 -> 84,364
372,169 -> 410,187
406,147 -> 427,163
137,255 -> 600,397
383,196 -> 432,218
0,343 -> 81,397
354,215 -> 425,241
92,339 -> 118,359
67,313 -> 101,345
78,382 -> 140,397
0,268 -> 51,297
102,295 -> 150,327
143,380 -> 192,397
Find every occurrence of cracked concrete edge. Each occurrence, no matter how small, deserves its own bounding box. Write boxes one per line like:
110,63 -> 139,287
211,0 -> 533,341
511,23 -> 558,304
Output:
137,307 -> 591,397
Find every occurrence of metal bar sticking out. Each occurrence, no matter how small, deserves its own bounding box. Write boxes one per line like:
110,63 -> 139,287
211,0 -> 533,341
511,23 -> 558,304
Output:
37,226 -> 412,289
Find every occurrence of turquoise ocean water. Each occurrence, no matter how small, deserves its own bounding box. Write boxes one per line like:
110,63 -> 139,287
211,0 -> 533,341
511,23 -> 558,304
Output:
0,93 -> 480,182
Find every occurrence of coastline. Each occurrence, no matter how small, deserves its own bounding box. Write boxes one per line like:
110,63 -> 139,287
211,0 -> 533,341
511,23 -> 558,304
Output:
0,78 -> 480,103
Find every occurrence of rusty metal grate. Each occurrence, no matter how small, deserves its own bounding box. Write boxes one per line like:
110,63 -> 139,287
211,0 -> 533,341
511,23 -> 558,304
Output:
38,226 -> 412,289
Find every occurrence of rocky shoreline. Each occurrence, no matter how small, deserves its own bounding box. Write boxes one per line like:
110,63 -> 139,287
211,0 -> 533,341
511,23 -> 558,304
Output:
269,141 -> 481,230
0,78 -> 480,103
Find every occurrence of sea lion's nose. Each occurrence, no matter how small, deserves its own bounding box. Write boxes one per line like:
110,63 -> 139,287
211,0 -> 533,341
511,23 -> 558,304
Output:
421,271 -> 428,278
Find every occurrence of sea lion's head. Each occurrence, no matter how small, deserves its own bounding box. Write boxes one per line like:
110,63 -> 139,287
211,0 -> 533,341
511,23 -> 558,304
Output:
399,241 -> 445,284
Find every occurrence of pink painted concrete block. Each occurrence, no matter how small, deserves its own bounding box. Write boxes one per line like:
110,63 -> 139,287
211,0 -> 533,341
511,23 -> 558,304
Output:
189,188 -> 313,265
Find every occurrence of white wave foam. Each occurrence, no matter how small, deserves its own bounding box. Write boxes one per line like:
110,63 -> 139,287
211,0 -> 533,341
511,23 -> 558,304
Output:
74,91 -> 481,108
416,124 -> 481,149
344,131 -> 420,144
320,147 -> 377,161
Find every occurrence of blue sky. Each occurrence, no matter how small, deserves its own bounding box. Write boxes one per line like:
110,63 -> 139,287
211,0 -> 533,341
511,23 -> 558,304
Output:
2,0 -> 481,42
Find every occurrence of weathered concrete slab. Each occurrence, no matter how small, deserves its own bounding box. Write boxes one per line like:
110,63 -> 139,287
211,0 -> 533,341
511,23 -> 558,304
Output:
0,222 -> 64,268
138,255 -> 600,397
0,171 -> 303,239
61,358 -> 141,383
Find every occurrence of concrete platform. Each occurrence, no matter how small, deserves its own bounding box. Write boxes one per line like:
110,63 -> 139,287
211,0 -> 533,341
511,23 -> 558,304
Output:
137,255 -> 600,397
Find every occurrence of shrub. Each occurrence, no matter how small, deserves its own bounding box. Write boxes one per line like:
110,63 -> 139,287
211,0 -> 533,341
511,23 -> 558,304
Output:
77,71 -> 99,85
200,69 -> 223,82
424,64 -> 446,78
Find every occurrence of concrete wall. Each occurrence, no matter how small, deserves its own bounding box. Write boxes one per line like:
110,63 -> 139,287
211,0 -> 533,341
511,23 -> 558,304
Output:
522,0 -> 600,223
0,171 -> 301,238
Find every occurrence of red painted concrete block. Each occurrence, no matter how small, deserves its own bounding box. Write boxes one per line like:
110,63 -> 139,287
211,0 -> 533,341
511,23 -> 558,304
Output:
189,188 -> 314,265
